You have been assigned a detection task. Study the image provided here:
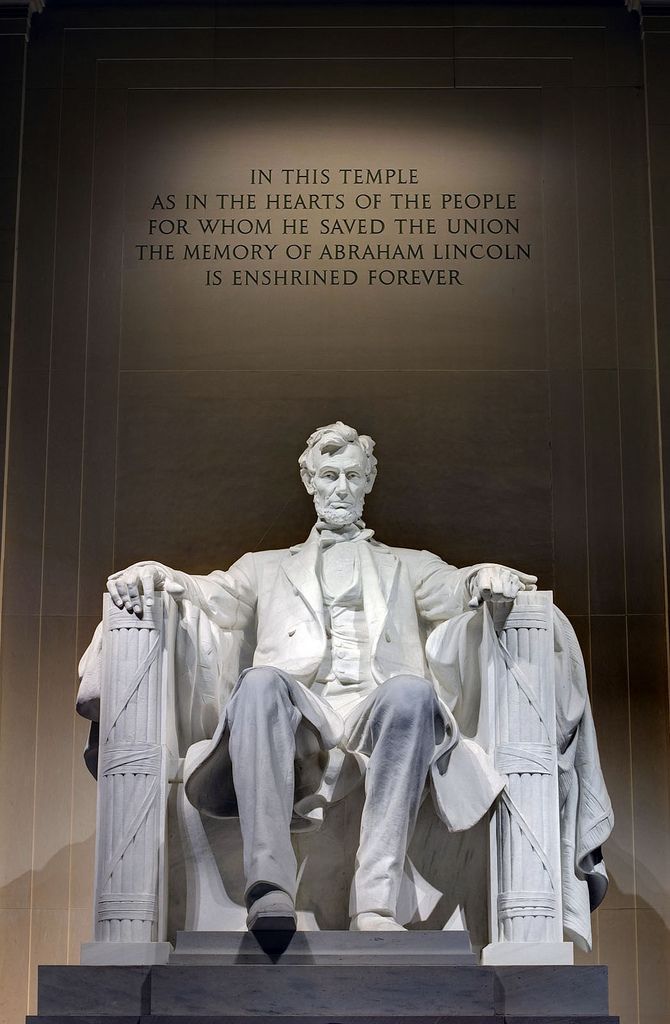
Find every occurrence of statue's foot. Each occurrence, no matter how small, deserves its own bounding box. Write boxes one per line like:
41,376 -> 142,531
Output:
246,889 -> 297,933
350,912 -> 407,931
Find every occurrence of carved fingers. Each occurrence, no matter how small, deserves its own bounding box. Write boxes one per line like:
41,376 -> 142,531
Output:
468,565 -> 537,609
106,563 -> 174,615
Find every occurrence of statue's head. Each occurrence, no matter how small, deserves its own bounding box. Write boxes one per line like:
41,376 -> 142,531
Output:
299,422 -> 378,527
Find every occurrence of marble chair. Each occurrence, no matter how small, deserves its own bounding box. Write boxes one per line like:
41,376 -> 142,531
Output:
80,590 -> 572,966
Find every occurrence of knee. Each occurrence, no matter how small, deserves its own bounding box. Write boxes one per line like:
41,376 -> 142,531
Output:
237,666 -> 287,703
378,675 -> 436,725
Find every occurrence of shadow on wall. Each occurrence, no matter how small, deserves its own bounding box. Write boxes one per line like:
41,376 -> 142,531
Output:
604,834 -> 670,931
0,833 -> 95,948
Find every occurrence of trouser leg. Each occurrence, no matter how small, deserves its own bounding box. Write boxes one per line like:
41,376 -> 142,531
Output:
227,666 -> 300,901
350,675 -> 438,917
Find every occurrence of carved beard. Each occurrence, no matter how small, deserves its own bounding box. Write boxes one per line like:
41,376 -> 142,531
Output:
313,494 -> 365,527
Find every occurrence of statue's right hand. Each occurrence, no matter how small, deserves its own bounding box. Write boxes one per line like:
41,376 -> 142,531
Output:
107,562 -> 185,615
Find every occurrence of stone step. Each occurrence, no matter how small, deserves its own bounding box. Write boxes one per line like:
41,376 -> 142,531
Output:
154,964 -> 495,1016
27,1017 -> 621,1024
35,963 -> 612,1019
169,929 -> 478,965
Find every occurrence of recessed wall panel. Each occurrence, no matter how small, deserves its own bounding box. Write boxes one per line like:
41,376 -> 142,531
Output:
120,87 -> 545,373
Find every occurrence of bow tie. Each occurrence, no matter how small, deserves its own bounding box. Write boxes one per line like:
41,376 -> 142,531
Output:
315,521 -> 375,548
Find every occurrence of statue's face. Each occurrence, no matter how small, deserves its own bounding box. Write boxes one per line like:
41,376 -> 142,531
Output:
311,443 -> 369,527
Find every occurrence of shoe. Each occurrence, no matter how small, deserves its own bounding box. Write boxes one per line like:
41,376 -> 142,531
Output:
246,889 -> 297,932
350,912 -> 407,931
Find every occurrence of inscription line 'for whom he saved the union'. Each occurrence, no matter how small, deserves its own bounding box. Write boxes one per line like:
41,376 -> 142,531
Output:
182,217 -> 522,234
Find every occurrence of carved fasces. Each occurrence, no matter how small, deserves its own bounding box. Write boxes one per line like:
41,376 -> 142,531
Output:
93,595 -> 174,943
485,592 -> 565,952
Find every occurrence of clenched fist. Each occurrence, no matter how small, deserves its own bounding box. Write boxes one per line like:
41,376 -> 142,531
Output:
467,564 -> 537,609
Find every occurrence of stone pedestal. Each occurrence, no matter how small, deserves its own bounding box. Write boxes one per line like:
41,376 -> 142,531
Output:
169,928 -> 478,965
29,932 -> 617,1024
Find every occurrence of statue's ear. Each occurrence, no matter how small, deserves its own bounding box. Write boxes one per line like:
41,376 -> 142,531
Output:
301,470 -> 316,495
364,470 -> 377,495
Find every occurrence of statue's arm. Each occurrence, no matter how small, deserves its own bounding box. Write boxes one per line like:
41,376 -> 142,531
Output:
413,550 -> 537,624
106,551 -> 257,631
413,552 -> 474,622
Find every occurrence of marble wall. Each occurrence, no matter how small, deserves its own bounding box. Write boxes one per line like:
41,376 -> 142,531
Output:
0,3 -> 668,1023
0,7 -> 28,559
640,16 -> 670,1018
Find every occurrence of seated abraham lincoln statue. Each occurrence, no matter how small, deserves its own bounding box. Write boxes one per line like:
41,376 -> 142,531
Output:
83,421 -> 613,944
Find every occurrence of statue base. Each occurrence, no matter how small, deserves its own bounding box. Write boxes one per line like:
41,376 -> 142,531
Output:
80,941 -> 172,965
29,932 -> 617,1023
481,940 -> 574,965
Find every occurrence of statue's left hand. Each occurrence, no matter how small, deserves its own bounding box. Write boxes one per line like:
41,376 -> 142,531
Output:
107,561 -> 185,615
467,564 -> 537,608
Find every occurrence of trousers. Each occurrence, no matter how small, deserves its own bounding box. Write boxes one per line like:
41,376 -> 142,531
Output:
226,666 -> 439,917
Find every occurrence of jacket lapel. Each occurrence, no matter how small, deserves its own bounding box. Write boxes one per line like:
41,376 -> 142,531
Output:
358,541 -> 399,657
282,530 -> 325,630
282,530 -> 400,656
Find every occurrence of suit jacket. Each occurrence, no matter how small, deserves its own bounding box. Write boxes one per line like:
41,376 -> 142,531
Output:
174,528 -> 477,689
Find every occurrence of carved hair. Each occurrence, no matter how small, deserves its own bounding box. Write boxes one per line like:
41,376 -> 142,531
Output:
299,421 -> 378,494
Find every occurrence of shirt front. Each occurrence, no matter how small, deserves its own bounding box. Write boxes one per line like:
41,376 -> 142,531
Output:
310,533 -> 378,716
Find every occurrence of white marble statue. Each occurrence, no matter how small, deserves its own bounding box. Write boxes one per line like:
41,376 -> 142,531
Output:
78,422 -> 613,949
